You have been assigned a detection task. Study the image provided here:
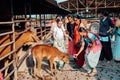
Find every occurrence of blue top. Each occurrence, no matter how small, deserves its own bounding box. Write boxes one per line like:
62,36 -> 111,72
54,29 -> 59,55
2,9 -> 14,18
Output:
85,32 -> 97,45
117,28 -> 120,35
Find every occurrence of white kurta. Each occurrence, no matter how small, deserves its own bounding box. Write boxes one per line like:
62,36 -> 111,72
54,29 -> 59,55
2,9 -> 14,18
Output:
53,27 -> 65,52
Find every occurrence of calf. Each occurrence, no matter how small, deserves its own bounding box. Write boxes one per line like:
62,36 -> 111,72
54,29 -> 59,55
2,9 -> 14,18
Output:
31,44 -> 70,79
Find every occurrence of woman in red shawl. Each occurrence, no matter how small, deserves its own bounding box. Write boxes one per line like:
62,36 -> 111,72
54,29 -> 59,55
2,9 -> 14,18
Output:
73,15 -> 85,68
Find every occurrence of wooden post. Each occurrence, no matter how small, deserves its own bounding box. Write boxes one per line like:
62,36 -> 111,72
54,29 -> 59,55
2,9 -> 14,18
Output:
10,0 -> 17,79
12,17 -> 17,80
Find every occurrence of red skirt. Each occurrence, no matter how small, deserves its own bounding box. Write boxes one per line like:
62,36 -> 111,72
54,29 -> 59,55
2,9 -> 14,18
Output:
68,41 -> 76,55
68,41 -> 85,67
76,50 -> 85,67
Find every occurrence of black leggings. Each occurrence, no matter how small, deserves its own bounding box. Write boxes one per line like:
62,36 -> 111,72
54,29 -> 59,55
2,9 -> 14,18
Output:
99,40 -> 113,61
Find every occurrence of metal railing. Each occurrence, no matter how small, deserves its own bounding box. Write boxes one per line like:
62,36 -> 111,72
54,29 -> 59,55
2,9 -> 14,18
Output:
0,19 -> 16,80
0,18 -> 51,80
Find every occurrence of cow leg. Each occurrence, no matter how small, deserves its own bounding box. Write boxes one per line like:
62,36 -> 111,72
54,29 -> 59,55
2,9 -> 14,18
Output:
36,56 -> 43,79
49,59 -> 54,76
33,56 -> 37,78
53,62 -> 57,75
16,48 -> 22,63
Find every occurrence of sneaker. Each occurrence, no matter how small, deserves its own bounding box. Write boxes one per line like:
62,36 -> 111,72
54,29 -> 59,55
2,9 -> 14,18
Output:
88,68 -> 97,77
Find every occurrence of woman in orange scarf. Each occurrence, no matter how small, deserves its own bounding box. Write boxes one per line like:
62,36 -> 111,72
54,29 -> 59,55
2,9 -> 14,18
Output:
73,15 -> 85,68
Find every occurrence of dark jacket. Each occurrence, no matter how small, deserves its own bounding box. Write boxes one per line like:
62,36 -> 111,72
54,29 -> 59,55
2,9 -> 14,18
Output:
67,22 -> 75,39
99,16 -> 114,37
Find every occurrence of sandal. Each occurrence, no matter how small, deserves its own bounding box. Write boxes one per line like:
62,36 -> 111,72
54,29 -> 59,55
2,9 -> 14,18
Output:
83,70 -> 92,76
88,71 -> 97,77
87,70 -> 92,74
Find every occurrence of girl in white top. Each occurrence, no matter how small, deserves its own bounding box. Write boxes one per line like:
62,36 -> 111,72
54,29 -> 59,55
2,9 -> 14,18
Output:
53,19 -> 66,52
44,17 -> 65,45
53,19 -> 71,69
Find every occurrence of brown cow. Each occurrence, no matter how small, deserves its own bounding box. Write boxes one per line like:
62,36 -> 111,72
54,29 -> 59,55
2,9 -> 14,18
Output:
31,44 -> 70,79
0,30 -> 40,78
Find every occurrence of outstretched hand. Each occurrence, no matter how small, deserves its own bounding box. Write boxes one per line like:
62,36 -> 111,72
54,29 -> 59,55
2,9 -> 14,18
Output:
73,54 -> 78,58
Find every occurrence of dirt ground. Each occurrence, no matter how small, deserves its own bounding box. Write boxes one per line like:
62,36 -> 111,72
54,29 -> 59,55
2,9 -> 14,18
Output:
17,40 -> 120,80
18,58 -> 120,80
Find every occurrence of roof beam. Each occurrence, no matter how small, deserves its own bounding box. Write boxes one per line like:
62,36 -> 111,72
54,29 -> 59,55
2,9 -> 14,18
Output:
59,4 -> 68,9
68,0 -> 70,10
88,0 -> 95,7
106,2 -> 113,6
69,6 -> 120,10
70,2 -> 77,9
97,0 -> 105,7
78,0 -> 86,7
58,0 -> 120,13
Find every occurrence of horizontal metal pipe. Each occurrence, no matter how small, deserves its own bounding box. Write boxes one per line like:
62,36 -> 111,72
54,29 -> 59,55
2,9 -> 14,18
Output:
0,21 -> 13,25
0,31 -> 13,36
0,43 -> 24,61
0,50 -> 14,61
0,41 -> 14,48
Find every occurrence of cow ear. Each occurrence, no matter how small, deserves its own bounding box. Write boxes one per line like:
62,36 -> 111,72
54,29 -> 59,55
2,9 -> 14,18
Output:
62,55 -> 65,59
61,54 -> 66,60
62,54 -> 69,59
